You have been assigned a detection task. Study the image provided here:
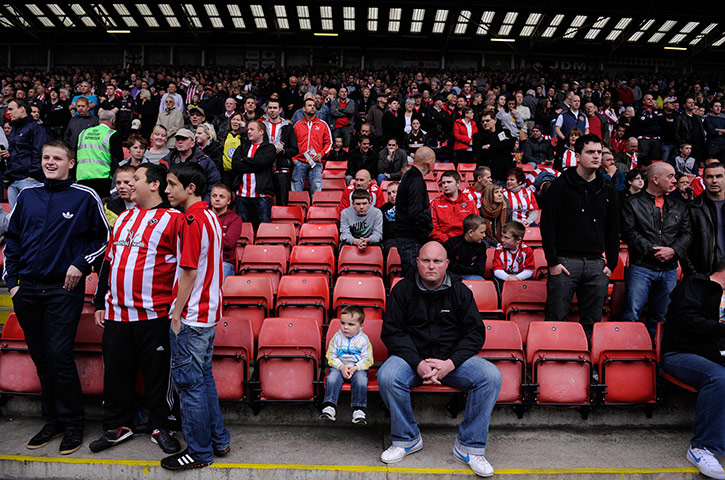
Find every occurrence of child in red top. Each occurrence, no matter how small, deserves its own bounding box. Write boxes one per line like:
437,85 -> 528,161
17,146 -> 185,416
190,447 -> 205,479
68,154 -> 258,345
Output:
492,221 -> 535,286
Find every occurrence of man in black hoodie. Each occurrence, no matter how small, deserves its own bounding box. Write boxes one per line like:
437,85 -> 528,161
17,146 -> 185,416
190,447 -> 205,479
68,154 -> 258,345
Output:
662,260 -> 725,480
395,146 -> 435,275
540,133 -> 620,337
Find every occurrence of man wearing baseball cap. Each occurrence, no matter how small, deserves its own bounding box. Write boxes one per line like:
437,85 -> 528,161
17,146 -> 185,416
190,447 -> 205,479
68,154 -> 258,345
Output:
160,128 -> 220,199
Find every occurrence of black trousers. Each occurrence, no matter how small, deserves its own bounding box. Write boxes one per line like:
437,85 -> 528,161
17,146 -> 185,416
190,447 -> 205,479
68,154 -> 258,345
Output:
13,281 -> 85,429
101,317 -> 176,431
273,170 -> 290,206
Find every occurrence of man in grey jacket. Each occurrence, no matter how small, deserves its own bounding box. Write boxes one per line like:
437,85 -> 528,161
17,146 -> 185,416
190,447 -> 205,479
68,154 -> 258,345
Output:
330,87 -> 356,148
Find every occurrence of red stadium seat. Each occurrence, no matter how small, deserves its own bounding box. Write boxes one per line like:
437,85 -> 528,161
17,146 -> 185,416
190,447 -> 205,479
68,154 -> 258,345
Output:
461,280 -> 503,318
479,320 -> 525,404
298,223 -> 339,248
321,178 -> 346,192
333,276 -> 386,319
325,160 -> 348,171
426,181 -> 439,193
533,248 -> 548,279
306,206 -> 340,224
337,245 -> 384,277
288,245 -> 335,281
386,247 -> 403,286
312,190 -> 343,208
222,275 -> 274,338
0,313 -> 41,394
655,322 -> 698,393
73,313 -> 104,396
523,226 -> 542,248
322,169 -> 346,180
83,273 -> 99,313
434,162 -> 456,172
240,245 -> 288,293
288,191 -> 311,215
213,316 -> 254,401
379,180 -> 392,192
457,163 -> 477,173
276,275 -> 330,327
610,250 -> 629,281
591,322 -> 656,406
518,163 -> 535,173
256,317 -> 321,402
501,280 -> 548,339
526,321 -> 592,406
235,222 -> 255,273
325,318 -> 385,392
255,223 -> 296,257
484,247 -> 496,279
271,206 -> 305,234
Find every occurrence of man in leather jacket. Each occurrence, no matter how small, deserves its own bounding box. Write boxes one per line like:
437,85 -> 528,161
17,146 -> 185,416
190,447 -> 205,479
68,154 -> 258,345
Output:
685,161 -> 725,275
620,162 -> 691,337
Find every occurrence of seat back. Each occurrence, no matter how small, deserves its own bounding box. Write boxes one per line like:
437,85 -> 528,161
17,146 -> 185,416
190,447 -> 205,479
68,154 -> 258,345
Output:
324,160 -> 348,171
337,245 -> 384,277
461,279 -> 502,317
457,163 -> 476,173
257,317 -> 321,401
321,179 -> 346,192
240,245 -> 288,293
322,169 -> 346,180
591,322 -> 653,365
479,320 -> 525,403
524,226 -> 542,248
306,206 -> 340,224
298,223 -> 339,248
255,223 -> 296,256
1,313 -> 23,340
386,247 -> 402,284
332,276 -> 386,319
276,275 -> 330,327
312,190 -> 342,208
288,191 -> 311,215
533,249 -> 548,279
326,318 -> 387,365
222,275 -> 274,338
610,250 -> 629,281
501,280 -> 548,338
213,316 -> 254,401
289,245 -> 335,280
271,206 -> 305,232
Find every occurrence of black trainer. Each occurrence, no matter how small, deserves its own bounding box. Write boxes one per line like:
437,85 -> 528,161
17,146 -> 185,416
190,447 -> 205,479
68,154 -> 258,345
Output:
151,429 -> 181,454
214,445 -> 231,457
89,427 -> 133,453
161,449 -> 211,471
59,429 -> 83,455
27,423 -> 64,450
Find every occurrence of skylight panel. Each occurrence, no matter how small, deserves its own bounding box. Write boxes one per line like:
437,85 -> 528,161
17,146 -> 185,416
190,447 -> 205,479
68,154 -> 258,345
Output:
476,11 -> 494,35
498,12 -> 517,36
368,7 -> 378,32
564,15 -> 586,38
205,5 -> 224,29
320,5 -> 333,31
454,10 -> 470,35
343,6 -> 355,31
410,9 -> 424,33
250,4 -> 267,29
274,5 -> 289,30
541,14 -> 563,38
433,9 -> 448,34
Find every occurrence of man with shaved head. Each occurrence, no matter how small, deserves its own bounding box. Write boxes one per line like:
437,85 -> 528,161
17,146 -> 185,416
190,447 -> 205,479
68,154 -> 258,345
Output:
378,241 -> 501,477
621,161 -> 691,337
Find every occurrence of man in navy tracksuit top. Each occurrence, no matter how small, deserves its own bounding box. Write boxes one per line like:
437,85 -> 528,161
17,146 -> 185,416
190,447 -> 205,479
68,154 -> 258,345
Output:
3,139 -> 109,455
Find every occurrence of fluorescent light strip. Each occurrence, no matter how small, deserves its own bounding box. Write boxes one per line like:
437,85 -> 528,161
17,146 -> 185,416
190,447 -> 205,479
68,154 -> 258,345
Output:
368,20 -> 377,31
211,18 -> 224,28
491,38 -> 514,42
411,21 -> 422,33
26,4 -> 43,15
520,26 -> 535,37
525,13 -> 541,25
584,29 -> 601,40
205,5 -> 219,16
664,46 -> 686,50
669,33 -> 687,43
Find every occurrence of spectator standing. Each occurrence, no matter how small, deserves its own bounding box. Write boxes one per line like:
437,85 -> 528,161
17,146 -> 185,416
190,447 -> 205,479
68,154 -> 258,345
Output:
262,99 -> 297,206
76,110 -> 123,199
210,184 -> 242,280
704,101 -> 725,162
685,162 -> 725,275
675,97 -> 706,164
330,87 -> 355,147
292,98 -> 332,197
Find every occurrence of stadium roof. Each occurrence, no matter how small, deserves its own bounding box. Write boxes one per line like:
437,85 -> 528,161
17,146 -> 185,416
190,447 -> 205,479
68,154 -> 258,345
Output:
1,2 -> 723,61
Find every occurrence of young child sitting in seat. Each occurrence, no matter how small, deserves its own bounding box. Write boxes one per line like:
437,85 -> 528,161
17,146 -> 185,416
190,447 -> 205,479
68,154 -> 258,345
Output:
444,214 -> 494,280
320,305 -> 373,425
492,221 -> 535,290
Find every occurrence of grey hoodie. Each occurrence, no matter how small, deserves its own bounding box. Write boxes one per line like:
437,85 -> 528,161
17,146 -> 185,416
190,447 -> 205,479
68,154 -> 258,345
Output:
340,205 -> 383,244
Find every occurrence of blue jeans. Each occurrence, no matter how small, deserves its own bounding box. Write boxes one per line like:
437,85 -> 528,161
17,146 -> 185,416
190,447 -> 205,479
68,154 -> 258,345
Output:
378,355 -> 501,455
323,368 -> 368,408
235,196 -> 272,228
622,264 -> 678,337
663,352 -> 725,454
460,275 -> 485,281
376,174 -> 389,186
291,162 -> 322,197
396,237 -> 421,277
661,144 -> 676,164
222,261 -> 235,281
170,324 -> 230,463
8,177 -> 42,210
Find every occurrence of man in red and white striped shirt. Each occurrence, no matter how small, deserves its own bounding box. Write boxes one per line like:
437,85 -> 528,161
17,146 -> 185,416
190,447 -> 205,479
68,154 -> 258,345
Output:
91,163 -> 183,455
525,161 -> 560,193
162,162 -> 229,471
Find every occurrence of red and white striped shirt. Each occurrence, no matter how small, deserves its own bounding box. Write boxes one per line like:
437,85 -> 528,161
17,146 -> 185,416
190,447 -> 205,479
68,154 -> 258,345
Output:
171,201 -> 224,327
625,152 -> 638,169
239,143 -> 263,198
562,148 -> 577,169
185,84 -> 199,105
525,165 -> 560,192
104,207 -> 184,322
461,186 -> 482,209
505,187 -> 539,223
492,243 -> 535,276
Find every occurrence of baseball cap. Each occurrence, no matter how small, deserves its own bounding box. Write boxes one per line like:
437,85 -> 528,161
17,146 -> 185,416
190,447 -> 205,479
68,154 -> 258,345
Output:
189,106 -> 205,116
175,128 -> 195,139
663,96 -> 677,104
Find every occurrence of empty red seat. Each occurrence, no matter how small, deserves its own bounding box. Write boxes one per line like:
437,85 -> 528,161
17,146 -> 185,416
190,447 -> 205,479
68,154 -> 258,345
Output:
240,245 -> 288,293
333,276 -> 386,319
276,275 -> 330,327
271,206 -> 304,234
288,245 -> 335,281
0,313 -> 40,394
322,169 -> 346,180
312,190 -> 343,208
426,181 -> 439,193
306,206 -> 340,224
519,163 -> 536,173
501,280 -> 548,339
434,162 -> 456,172
213,316 -> 254,401
457,163 -> 476,173
591,322 -> 656,405
83,273 -> 99,313
533,248 -> 548,279
610,250 -> 629,281
298,223 -> 339,248
321,178 -> 346,192
324,160 -> 348,171
526,321 -> 591,405
235,222 -> 255,272
222,275 -> 274,338
386,247 -> 403,285
479,320 -> 525,404
255,223 -> 296,257
288,191 -> 310,215
484,247 -> 496,279
462,280 -> 502,318
523,226 -> 542,248
338,245 -> 384,277
256,317 -> 321,402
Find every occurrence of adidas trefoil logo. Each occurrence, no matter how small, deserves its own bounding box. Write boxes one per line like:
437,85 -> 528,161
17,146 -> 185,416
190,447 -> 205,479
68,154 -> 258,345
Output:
62,211 -> 74,219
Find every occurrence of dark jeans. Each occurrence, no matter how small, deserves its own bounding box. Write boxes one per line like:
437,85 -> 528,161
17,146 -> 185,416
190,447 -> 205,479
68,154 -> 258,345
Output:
236,196 -> 272,229
396,237 -> 422,277
545,257 -> 609,337
13,281 -> 85,429
708,144 -> 725,163
637,138 -> 661,165
273,170 -> 290,206
101,317 -> 176,431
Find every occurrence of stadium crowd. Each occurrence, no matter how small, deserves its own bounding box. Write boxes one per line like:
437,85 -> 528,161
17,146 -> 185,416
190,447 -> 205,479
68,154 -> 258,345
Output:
1,64 -> 725,478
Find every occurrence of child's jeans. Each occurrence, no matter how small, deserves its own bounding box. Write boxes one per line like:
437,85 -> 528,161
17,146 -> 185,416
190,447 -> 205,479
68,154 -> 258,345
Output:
323,368 -> 368,408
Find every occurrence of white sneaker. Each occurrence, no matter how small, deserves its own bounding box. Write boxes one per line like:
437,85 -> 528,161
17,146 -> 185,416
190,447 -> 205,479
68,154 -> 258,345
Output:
688,445 -> 725,479
352,409 -> 367,425
380,437 -> 423,464
319,406 -> 336,421
453,445 -> 494,477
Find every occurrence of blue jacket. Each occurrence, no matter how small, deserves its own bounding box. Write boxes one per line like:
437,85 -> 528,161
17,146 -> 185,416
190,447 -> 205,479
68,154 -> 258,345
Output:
3,179 -> 109,289
704,114 -> 725,147
7,116 -> 52,182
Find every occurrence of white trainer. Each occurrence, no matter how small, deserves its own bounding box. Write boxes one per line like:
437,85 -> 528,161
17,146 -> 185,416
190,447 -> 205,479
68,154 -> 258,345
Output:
319,406 -> 336,421
688,445 -> 725,480
380,437 -> 423,464
453,445 -> 494,477
351,409 -> 367,425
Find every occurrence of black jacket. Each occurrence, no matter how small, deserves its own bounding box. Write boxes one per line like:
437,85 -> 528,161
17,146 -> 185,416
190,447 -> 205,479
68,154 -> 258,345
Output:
63,115 -> 99,153
267,120 -> 298,171
382,110 -> 405,145
540,167 -> 620,271
444,235 -> 488,276
522,136 -> 554,164
161,146 -> 221,197
472,126 -> 516,181
377,148 -> 408,180
620,191 -> 691,271
7,116 -> 52,182
201,141 -> 223,172
684,194 -> 719,275
346,148 -> 379,177
674,112 -> 706,149
663,274 -> 725,365
382,270 -> 486,370
231,140 -> 276,198
395,165 -> 432,243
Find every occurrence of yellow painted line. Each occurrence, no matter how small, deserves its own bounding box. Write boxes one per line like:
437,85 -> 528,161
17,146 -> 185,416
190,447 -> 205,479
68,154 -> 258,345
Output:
0,455 -> 700,475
